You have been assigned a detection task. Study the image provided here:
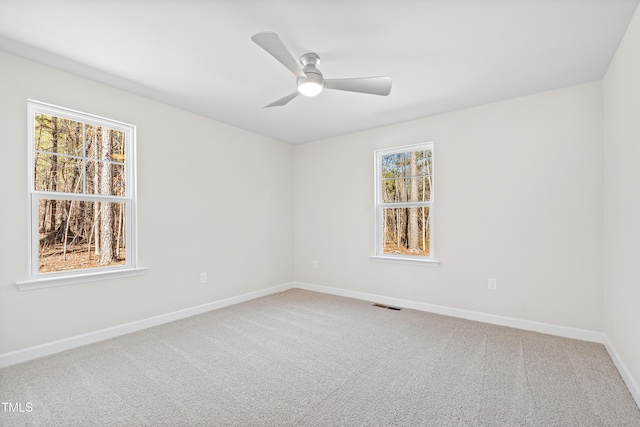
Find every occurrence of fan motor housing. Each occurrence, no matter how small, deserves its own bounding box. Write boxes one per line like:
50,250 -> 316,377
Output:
297,53 -> 324,96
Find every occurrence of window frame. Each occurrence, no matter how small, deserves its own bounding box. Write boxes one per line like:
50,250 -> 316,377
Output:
17,100 -> 145,290
370,142 -> 440,266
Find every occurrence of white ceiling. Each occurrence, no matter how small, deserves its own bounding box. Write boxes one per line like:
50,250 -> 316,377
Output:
1,0 -> 638,144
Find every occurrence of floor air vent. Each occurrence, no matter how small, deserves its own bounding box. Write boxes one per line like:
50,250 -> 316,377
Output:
373,303 -> 402,311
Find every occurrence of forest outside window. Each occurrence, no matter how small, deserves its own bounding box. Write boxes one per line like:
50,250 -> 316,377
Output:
371,143 -> 439,266
18,100 -> 144,290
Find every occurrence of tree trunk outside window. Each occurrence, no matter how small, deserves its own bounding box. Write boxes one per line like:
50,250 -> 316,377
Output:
408,150 -> 419,252
99,127 -> 114,265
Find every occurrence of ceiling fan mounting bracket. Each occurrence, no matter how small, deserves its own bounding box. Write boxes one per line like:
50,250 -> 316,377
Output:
299,52 -> 320,67
299,53 -> 323,79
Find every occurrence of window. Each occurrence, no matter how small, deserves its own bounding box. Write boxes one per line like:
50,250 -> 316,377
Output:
18,100 -> 145,290
371,143 -> 439,266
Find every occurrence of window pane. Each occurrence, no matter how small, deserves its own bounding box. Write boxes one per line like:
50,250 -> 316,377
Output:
382,152 -> 406,176
86,125 -> 126,163
417,175 -> 432,202
86,161 -> 126,196
34,153 -> 83,193
38,199 -> 127,273
34,114 -> 84,156
382,206 -> 430,256
382,150 -> 431,176
382,176 -> 432,202
381,149 -> 433,203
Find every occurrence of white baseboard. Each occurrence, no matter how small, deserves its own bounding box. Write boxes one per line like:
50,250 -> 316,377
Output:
295,282 -> 605,343
2,280 -> 637,409
301,281 -> 640,407
2,279 -> 633,406
0,282 -> 295,368
603,335 -> 640,408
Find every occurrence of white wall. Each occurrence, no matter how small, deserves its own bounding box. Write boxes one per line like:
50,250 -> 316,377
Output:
1,21 -> 637,398
294,81 -> 604,332
603,5 -> 640,396
0,52 -> 294,354
2,28 -> 636,395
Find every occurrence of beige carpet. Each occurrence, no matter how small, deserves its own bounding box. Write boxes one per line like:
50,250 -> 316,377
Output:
1,289 -> 639,426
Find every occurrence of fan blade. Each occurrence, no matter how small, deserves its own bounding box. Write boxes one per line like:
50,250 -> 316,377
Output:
324,76 -> 392,96
265,92 -> 299,108
251,32 -> 305,78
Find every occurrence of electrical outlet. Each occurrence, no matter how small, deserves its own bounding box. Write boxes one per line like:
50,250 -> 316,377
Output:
487,278 -> 497,291
200,272 -> 207,284
312,260 -> 318,269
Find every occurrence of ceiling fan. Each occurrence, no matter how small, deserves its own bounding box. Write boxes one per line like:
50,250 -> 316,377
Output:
251,32 -> 392,107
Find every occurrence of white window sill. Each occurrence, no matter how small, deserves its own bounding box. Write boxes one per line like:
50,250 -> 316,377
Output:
16,267 -> 148,291
369,255 -> 440,267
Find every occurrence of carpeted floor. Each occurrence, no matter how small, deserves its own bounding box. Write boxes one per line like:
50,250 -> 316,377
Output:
1,289 -> 639,426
